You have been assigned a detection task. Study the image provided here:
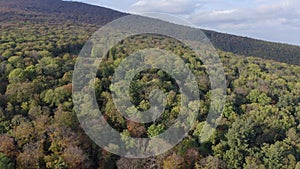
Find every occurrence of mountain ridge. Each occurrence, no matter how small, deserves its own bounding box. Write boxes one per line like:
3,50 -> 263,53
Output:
0,0 -> 299,65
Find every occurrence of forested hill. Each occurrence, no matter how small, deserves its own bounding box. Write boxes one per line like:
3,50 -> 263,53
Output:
1,0 -> 300,168
203,29 -> 300,65
0,0 -> 127,25
0,0 -> 299,65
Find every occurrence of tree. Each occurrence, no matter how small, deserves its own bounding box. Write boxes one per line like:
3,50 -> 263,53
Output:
5,82 -> 35,104
2,50 -> 13,58
8,68 -> 26,83
117,157 -> 158,169
54,106 -> 77,129
0,135 -> 17,157
163,153 -> 184,169
262,140 -> 296,169
147,124 -> 164,138
62,146 -> 89,169
44,156 -> 68,169
13,121 -> 35,147
247,89 -> 271,105
195,156 -> 226,169
16,143 -> 44,169
243,156 -> 265,169
36,56 -> 60,77
126,120 -> 146,137
42,86 -> 71,107
0,153 -> 14,169
8,56 -> 24,68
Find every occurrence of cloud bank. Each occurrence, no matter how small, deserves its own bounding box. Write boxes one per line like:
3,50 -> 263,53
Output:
129,0 -> 300,45
77,0 -> 300,45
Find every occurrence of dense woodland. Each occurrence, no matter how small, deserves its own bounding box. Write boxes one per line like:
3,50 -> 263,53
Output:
1,0 -> 300,65
0,0 -> 300,169
203,30 -> 300,65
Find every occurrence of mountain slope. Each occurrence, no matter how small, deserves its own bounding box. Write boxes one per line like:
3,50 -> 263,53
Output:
0,0 -> 299,65
0,1 -> 300,169
203,29 -> 300,65
0,0 -> 127,25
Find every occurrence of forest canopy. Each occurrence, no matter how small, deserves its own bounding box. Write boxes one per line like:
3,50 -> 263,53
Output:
0,0 -> 299,168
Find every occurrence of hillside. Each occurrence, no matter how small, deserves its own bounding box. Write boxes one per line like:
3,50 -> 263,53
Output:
0,0 -> 299,65
0,0 -> 126,24
0,0 -> 299,169
203,29 -> 300,65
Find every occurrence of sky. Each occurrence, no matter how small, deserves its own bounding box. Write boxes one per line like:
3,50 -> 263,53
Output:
73,0 -> 300,46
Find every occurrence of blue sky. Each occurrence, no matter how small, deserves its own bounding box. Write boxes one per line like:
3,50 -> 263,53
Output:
73,0 -> 300,46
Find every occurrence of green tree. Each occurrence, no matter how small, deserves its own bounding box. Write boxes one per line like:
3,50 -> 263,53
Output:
8,56 -> 24,68
247,89 -> 271,105
8,68 -> 26,83
147,124 -> 164,137
2,50 -> 13,58
262,141 -> 296,169
0,153 -> 14,169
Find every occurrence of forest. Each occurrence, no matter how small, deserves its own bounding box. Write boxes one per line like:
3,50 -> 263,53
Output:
0,0 -> 300,169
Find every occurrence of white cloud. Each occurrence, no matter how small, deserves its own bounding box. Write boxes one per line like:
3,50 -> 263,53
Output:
130,0 -> 203,14
77,0 -> 300,45
179,0 -> 299,45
